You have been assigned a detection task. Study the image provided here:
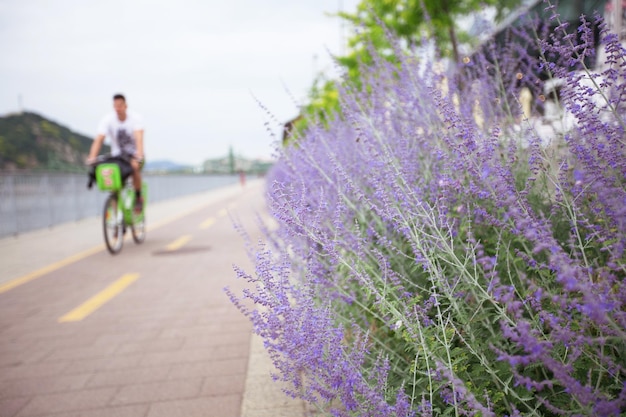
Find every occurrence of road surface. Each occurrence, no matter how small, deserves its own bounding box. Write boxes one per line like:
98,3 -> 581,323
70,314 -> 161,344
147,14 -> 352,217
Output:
0,179 -> 303,417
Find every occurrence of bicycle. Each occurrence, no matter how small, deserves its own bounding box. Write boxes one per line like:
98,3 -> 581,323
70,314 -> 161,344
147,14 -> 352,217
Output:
89,156 -> 147,254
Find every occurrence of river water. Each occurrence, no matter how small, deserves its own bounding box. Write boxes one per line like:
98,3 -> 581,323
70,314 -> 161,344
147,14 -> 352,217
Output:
0,172 -> 239,238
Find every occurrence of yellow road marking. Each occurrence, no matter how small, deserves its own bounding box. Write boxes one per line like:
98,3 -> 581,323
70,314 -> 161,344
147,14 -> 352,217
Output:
2,198 -> 232,294
0,245 -> 104,295
218,208 -> 228,217
147,203 -> 228,232
166,235 -> 192,251
199,217 -> 216,230
58,273 -> 140,322
147,212 -> 189,232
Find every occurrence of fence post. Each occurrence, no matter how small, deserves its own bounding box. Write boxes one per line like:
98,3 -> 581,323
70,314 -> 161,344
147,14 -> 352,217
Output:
43,174 -> 53,228
9,175 -> 18,236
73,175 -> 82,221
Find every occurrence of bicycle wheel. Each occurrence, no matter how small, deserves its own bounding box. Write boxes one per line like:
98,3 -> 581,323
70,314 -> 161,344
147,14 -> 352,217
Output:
131,210 -> 146,244
103,194 -> 124,254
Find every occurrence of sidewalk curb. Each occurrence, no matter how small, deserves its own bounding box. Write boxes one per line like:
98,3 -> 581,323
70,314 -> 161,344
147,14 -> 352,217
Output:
241,333 -> 307,417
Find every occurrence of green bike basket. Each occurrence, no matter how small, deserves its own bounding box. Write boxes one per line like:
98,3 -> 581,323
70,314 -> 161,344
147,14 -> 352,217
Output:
95,163 -> 122,191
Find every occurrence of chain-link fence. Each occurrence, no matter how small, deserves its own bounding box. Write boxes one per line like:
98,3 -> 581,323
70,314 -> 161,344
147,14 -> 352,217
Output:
0,172 -> 238,238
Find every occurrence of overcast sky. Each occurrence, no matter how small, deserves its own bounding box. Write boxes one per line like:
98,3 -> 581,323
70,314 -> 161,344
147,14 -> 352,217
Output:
0,0 -> 359,166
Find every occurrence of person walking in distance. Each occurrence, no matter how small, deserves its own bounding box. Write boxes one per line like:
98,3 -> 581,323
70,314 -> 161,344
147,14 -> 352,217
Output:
87,94 -> 145,213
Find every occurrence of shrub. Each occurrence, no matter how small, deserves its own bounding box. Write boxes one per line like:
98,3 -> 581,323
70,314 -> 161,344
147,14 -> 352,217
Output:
228,12 -> 626,417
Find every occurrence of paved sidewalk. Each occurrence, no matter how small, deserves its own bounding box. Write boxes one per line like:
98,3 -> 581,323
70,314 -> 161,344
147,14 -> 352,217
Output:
0,179 -> 303,417
0,180 -> 257,287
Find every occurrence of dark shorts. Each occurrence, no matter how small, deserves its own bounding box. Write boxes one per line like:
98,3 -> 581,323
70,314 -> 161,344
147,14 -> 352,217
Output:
108,155 -> 134,181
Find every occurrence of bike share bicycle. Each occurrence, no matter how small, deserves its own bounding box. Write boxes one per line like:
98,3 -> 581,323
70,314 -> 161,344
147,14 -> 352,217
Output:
88,155 -> 147,254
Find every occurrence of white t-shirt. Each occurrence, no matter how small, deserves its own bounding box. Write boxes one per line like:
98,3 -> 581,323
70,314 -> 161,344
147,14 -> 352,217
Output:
97,111 -> 144,157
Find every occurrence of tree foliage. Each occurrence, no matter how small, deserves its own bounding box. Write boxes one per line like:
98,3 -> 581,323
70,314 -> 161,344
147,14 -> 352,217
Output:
287,0 -> 521,142
287,76 -> 342,145
0,112 -> 108,171
339,0 -> 521,66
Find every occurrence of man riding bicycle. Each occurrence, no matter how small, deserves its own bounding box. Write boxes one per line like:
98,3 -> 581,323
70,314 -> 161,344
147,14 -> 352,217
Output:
87,93 -> 145,213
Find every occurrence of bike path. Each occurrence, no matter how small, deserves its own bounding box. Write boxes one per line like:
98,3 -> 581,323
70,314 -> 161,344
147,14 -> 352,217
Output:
0,179 -> 303,417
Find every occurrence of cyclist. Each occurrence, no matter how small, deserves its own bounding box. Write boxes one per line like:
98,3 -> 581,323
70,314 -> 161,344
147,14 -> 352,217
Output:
87,93 -> 145,213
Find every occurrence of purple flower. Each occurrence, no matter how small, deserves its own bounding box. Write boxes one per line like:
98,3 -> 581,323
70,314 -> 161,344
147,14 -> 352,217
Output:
229,9 -> 626,416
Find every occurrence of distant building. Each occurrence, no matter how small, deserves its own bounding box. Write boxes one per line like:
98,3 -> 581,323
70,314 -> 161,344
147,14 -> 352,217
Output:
282,115 -> 303,145
202,154 -> 273,175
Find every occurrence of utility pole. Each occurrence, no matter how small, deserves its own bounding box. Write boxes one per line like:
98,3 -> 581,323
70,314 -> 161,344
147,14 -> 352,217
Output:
614,0 -> 623,40
228,145 -> 235,175
339,0 -> 345,56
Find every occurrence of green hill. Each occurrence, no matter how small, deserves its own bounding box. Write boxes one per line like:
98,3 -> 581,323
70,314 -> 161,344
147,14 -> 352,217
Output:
0,111 -> 109,172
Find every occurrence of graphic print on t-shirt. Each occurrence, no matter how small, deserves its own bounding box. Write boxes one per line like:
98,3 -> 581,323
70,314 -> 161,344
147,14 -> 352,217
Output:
117,128 -> 135,156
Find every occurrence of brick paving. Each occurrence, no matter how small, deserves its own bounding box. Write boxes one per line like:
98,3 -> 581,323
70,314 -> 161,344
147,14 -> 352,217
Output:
0,180 -> 301,417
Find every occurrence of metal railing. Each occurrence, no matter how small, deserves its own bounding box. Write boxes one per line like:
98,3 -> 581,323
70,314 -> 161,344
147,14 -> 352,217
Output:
0,172 -> 239,238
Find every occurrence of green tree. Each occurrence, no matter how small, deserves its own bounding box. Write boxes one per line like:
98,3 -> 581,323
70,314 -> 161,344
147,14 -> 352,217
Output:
339,0 -> 520,67
285,0 -> 521,143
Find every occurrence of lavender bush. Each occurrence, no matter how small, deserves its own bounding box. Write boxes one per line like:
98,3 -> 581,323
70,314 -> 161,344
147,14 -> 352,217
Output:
229,12 -> 626,417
